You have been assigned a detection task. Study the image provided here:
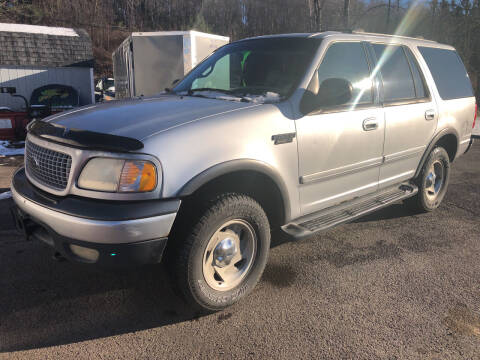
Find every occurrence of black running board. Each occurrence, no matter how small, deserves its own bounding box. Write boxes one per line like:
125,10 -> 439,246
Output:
282,183 -> 418,239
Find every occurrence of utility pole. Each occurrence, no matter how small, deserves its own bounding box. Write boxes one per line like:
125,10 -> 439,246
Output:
431,0 -> 438,39
396,0 -> 401,25
386,0 -> 392,32
343,0 -> 350,29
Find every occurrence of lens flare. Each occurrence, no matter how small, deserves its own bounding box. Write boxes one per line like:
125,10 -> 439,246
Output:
349,0 -> 425,111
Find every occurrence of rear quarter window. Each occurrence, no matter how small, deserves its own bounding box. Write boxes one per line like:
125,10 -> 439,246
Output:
418,47 -> 473,100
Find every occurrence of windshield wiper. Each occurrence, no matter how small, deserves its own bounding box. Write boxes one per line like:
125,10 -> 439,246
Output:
188,87 -> 234,95
187,88 -> 251,102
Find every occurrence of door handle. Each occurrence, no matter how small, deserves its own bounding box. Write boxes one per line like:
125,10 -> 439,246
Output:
425,109 -> 436,121
362,117 -> 378,131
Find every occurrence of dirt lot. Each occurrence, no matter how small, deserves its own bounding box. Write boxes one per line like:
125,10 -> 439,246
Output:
0,146 -> 479,359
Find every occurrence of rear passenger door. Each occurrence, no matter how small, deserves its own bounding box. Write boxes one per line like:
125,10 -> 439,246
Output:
370,43 -> 437,189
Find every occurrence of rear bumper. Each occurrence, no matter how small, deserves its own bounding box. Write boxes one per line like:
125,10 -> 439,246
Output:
11,167 -> 180,266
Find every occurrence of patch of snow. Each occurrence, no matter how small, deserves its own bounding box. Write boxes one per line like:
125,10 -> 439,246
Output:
244,92 -> 281,104
0,141 -> 25,157
177,90 -> 282,104
0,23 -> 78,37
0,191 -> 12,200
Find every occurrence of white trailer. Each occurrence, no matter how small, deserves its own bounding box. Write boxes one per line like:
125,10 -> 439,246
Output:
113,31 -> 229,99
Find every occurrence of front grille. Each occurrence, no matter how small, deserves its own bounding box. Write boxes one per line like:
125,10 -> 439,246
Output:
25,140 -> 72,190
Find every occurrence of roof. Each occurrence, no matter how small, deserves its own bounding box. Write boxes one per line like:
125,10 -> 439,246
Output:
0,23 -> 93,68
132,30 -> 229,41
241,33 -> 316,40
240,31 -> 445,48
0,23 -> 79,36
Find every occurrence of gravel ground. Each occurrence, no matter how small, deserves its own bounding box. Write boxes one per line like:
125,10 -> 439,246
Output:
0,155 -> 23,189
0,145 -> 479,359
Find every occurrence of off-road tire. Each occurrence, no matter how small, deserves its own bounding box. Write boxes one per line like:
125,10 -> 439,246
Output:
405,146 -> 450,212
168,193 -> 270,312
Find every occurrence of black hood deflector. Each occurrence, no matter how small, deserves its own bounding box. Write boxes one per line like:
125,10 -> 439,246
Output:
28,120 -> 144,152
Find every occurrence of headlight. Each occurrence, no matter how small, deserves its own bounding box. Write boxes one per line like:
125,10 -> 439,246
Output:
78,158 -> 157,192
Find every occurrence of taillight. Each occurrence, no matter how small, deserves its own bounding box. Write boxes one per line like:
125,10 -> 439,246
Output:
474,103 -> 477,129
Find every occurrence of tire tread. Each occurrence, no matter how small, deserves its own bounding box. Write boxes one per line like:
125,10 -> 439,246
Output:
168,193 -> 270,311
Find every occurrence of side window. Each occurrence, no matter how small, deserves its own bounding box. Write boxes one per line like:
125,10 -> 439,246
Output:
404,47 -> 428,99
372,44 -> 416,102
317,42 -> 373,105
418,47 -> 473,100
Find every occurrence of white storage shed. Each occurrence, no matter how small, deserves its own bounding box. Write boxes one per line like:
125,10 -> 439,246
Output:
0,23 -> 95,111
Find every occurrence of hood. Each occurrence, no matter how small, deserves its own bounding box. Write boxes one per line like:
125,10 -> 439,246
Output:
45,95 -> 258,141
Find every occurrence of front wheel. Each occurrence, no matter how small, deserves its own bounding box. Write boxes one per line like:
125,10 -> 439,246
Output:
169,194 -> 270,311
405,146 -> 451,212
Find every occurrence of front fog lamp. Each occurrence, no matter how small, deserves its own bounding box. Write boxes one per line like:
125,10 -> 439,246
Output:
70,244 -> 99,262
78,158 -> 157,193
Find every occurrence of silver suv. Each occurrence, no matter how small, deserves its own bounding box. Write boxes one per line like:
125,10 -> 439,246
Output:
11,32 -> 477,311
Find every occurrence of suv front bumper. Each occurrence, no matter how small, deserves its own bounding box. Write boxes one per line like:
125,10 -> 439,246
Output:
11,168 -> 180,266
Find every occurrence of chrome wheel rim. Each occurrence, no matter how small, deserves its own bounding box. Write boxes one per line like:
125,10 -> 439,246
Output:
202,219 -> 257,291
425,160 -> 445,201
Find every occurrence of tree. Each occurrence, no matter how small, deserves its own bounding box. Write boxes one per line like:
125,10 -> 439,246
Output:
0,0 -> 477,98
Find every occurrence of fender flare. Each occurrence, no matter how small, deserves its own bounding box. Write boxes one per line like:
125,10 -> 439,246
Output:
414,127 -> 459,178
177,159 -> 291,222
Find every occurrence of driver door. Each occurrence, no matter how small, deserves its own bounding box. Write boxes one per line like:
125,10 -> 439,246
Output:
295,41 -> 385,215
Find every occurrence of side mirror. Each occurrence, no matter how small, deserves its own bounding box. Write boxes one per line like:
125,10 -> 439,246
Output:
0,87 -> 16,94
300,78 -> 353,114
318,78 -> 353,107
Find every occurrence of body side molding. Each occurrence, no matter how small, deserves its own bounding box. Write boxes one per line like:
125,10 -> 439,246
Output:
300,156 -> 383,184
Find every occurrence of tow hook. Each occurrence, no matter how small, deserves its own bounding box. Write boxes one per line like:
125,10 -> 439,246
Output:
52,252 -> 66,262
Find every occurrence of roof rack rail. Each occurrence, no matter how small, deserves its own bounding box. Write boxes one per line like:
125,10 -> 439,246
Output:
308,31 -> 343,37
350,30 -> 437,42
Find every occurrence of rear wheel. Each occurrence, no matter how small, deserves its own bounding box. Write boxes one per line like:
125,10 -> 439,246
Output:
405,146 -> 450,212
169,193 -> 270,311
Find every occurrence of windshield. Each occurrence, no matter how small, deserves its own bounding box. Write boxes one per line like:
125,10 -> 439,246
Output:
30,84 -> 79,108
173,37 -> 320,101
105,79 -> 114,89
